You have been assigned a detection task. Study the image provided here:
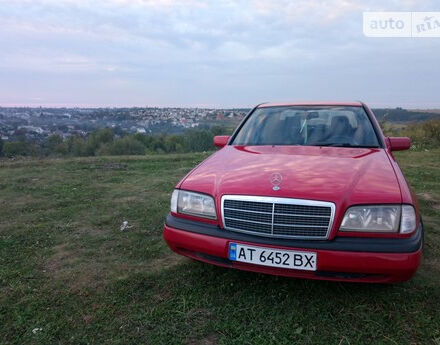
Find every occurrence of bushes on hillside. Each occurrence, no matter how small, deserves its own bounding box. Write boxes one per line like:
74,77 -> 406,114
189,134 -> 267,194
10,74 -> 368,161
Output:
405,120 -> 440,149
383,120 -> 440,149
2,141 -> 28,157
1,126 -> 231,158
47,135 -> 68,155
97,136 -> 146,156
6,119 -> 437,158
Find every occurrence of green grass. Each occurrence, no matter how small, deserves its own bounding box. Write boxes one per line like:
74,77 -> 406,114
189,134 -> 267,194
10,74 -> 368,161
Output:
0,150 -> 439,345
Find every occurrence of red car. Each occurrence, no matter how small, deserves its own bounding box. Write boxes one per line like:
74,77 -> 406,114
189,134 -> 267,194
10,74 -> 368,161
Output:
163,102 -> 423,283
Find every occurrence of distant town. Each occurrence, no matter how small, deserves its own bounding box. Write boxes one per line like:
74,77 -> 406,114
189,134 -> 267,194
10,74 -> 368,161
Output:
1,106 -> 439,142
0,107 -> 248,142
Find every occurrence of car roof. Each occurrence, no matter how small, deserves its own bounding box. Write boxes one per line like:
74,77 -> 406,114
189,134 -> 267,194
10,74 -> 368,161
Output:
258,101 -> 363,108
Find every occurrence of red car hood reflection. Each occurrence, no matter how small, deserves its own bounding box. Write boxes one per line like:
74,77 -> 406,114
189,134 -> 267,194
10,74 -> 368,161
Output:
179,145 -> 402,207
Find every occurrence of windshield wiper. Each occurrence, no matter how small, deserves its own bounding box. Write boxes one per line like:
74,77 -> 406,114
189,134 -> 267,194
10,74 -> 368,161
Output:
311,142 -> 339,147
311,143 -> 380,148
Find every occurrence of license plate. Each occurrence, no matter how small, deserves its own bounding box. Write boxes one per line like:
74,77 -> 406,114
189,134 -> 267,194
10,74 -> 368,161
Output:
229,243 -> 317,271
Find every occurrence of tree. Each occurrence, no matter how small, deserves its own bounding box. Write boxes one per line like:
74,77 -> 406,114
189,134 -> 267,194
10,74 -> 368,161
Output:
3,141 -> 28,157
80,128 -> 115,156
47,134 -> 65,155
0,138 -> 3,156
184,129 -> 213,152
98,136 -> 146,156
93,128 -> 114,144
66,135 -> 86,156
164,135 -> 185,153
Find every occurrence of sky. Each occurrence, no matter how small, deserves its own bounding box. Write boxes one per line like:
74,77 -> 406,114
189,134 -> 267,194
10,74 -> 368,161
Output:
0,0 -> 439,108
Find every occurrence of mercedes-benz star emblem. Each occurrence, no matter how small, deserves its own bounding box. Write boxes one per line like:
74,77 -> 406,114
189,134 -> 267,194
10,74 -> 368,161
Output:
270,173 -> 282,191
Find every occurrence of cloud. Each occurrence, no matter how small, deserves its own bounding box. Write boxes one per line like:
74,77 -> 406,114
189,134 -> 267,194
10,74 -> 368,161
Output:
0,0 -> 439,107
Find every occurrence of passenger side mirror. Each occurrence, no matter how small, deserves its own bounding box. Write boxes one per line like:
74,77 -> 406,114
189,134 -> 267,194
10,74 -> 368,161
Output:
213,135 -> 230,148
388,137 -> 411,151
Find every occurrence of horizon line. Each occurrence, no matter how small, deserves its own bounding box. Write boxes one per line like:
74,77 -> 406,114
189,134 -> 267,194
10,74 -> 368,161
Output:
1,103 -> 440,110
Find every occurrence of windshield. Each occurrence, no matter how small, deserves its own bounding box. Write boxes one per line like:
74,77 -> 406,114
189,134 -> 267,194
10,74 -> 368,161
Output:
231,106 -> 380,148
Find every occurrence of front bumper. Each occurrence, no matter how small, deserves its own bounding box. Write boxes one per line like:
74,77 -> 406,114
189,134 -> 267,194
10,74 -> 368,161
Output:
163,214 -> 423,283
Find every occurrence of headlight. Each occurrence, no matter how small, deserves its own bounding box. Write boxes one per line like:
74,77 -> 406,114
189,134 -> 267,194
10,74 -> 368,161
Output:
170,189 -> 217,219
340,205 -> 416,233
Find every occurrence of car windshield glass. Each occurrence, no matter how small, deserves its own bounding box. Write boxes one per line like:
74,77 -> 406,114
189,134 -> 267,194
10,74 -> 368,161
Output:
231,106 -> 380,147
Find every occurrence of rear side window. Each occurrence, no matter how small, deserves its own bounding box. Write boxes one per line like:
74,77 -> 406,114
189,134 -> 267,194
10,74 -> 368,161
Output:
231,106 -> 380,148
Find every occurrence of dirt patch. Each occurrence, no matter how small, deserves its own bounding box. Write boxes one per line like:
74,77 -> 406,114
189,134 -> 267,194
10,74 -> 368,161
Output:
15,176 -> 34,184
44,244 -> 79,275
188,333 -> 218,345
44,242 -> 187,293
417,192 -> 440,211
82,314 -> 94,324
418,192 -> 435,201
72,226 -> 104,237
69,264 -> 108,293
44,243 -> 108,292
114,196 -> 141,204
146,252 -> 188,272
0,194 -> 42,208
424,257 -> 440,268
0,285 -> 12,296
153,288 -> 172,303
89,163 -> 128,170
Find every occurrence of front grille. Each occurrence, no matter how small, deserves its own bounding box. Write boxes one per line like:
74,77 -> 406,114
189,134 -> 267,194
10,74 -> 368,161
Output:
222,196 -> 335,239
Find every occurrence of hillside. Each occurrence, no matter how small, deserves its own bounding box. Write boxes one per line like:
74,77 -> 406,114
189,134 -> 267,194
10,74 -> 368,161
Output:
0,151 -> 439,344
373,108 -> 440,122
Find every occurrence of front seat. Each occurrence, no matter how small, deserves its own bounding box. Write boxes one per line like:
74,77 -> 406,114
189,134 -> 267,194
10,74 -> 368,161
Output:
328,116 -> 352,141
282,115 -> 302,144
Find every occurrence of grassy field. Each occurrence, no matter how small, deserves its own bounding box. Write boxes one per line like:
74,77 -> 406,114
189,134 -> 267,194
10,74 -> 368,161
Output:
0,150 -> 439,345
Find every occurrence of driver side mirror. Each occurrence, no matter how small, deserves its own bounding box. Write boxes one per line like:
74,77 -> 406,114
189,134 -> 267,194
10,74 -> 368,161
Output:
388,137 -> 411,151
213,135 -> 230,148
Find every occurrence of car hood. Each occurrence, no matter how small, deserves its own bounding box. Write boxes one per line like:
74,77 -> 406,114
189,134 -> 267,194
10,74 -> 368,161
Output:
179,145 -> 402,209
